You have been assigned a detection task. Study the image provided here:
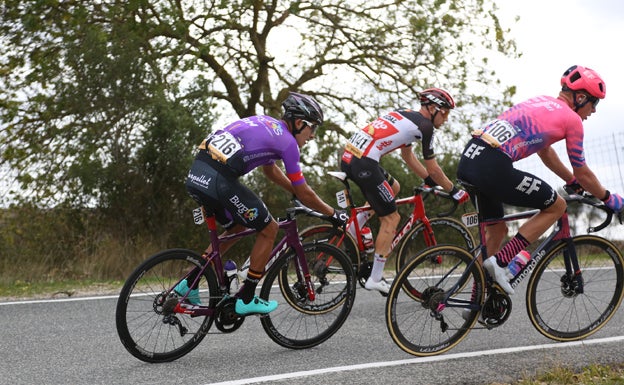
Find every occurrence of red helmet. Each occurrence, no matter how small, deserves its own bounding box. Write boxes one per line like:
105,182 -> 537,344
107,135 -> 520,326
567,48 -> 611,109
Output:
561,65 -> 606,99
419,88 -> 455,109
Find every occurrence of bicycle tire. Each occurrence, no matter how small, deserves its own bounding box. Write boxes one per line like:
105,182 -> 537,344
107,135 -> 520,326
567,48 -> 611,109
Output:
260,242 -> 356,349
395,217 -> 476,273
115,249 -> 219,363
386,245 -> 484,356
526,235 -> 624,341
299,224 -> 360,266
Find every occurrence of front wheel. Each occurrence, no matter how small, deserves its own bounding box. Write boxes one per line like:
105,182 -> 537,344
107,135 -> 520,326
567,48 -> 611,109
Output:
115,249 -> 219,363
260,242 -> 356,349
299,224 -> 365,286
386,245 -> 484,356
526,235 -> 624,341
395,217 -> 476,273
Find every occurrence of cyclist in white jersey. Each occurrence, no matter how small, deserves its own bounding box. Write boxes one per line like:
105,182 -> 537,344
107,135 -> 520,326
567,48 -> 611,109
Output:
340,88 -> 470,294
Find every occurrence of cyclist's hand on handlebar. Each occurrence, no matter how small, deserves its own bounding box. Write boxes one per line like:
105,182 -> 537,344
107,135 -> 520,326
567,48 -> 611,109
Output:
602,191 -> 624,212
564,177 -> 584,195
450,187 -> 470,204
329,209 -> 349,228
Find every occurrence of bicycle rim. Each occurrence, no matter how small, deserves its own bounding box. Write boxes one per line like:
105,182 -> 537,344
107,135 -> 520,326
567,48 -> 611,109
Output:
115,249 -> 218,362
527,235 -> 624,341
386,245 -> 483,356
260,243 -> 356,349
299,224 -> 360,266
396,217 -> 476,273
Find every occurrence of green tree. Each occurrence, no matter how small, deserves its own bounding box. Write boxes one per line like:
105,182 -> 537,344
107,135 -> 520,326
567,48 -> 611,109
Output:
0,0 -> 519,244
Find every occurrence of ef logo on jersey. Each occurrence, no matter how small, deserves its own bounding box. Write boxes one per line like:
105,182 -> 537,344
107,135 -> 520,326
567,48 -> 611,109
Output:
516,176 -> 541,195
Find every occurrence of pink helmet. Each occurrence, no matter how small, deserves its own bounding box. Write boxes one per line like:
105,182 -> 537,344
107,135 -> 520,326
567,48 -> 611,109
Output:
560,65 -> 606,99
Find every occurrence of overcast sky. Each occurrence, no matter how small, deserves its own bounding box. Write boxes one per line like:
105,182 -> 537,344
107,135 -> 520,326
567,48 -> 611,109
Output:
494,0 -> 624,141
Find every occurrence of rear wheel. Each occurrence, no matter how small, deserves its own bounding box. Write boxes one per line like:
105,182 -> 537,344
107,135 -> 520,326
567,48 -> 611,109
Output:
299,224 -> 366,286
386,245 -> 483,356
115,249 -> 219,363
260,242 -> 356,349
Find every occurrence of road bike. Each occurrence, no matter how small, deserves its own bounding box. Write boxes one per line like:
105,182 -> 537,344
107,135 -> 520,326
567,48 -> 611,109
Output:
116,204 -> 356,363
300,171 -> 475,288
386,183 -> 624,356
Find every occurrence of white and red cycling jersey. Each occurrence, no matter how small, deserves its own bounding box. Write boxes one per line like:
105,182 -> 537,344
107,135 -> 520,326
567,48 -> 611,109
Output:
342,108 -> 436,163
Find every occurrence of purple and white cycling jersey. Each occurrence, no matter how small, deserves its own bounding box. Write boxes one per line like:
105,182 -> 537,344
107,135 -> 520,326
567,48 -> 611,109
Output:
203,115 -> 306,185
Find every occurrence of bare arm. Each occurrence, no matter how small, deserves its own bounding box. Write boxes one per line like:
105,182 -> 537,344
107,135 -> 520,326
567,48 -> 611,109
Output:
262,163 -> 334,216
262,164 -> 295,194
573,164 -> 609,200
423,158 -> 454,192
537,147 -> 574,182
400,147 -> 428,179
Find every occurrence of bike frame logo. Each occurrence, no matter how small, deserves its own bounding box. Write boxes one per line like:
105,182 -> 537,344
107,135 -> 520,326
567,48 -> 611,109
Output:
510,249 -> 545,288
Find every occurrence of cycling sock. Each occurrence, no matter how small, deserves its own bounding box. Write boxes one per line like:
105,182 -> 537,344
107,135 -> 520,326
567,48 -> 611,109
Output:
495,233 -> 530,266
238,269 -> 262,303
370,254 -> 386,282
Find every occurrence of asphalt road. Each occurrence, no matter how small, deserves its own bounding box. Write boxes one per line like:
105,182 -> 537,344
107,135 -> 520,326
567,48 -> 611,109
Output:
2,285 -> 624,385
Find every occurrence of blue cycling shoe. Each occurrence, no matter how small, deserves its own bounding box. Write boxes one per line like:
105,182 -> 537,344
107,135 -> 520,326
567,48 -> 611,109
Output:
173,280 -> 201,305
235,296 -> 278,315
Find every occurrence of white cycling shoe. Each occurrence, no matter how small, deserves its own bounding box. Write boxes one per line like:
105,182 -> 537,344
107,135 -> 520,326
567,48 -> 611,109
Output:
483,256 -> 514,295
364,277 -> 390,294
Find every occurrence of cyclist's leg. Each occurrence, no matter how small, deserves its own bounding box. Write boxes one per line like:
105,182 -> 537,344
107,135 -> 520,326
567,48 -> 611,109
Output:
342,157 -> 398,293
215,178 -> 279,314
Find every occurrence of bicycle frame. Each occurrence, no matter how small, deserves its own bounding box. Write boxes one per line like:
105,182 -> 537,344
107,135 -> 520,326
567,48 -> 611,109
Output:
442,193 -> 612,312
335,174 -> 457,257
172,206 -> 318,316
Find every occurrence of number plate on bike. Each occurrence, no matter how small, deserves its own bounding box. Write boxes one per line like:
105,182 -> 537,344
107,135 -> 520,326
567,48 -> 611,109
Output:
336,190 -> 349,208
193,207 -> 205,225
461,213 -> 479,227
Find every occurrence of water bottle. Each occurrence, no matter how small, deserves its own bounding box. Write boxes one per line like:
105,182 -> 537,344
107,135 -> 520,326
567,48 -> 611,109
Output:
347,210 -> 371,239
361,226 -> 375,256
224,260 -> 239,292
507,250 -> 530,278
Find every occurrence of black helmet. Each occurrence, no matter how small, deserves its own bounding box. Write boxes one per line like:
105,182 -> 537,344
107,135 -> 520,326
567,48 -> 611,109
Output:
282,92 -> 324,125
419,88 -> 456,109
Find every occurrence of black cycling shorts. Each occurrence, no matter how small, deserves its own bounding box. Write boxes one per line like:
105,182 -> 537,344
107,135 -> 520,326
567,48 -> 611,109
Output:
185,157 -> 272,231
340,156 -> 396,217
457,138 -> 557,219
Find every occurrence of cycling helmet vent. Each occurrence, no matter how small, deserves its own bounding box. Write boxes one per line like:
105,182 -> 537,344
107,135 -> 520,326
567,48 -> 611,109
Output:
419,88 -> 456,109
282,92 -> 324,124
561,65 -> 606,99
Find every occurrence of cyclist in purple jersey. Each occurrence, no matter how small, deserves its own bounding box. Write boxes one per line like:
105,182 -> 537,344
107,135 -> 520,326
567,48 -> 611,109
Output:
183,92 -> 348,315
458,65 -> 623,295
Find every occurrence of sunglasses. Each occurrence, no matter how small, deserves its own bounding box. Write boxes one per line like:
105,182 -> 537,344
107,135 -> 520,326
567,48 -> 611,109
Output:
433,106 -> 450,117
588,96 -> 600,108
301,119 -> 319,133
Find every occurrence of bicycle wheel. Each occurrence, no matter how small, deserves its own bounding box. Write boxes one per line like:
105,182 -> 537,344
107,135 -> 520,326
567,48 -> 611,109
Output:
526,235 -> 624,341
395,217 -> 476,273
386,245 -> 484,356
116,249 -> 219,363
299,224 -> 360,267
260,242 -> 356,349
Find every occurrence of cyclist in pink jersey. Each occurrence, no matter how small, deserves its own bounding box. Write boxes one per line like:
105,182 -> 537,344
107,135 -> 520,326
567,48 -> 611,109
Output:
182,92 -> 348,315
457,65 -> 623,295
340,88 -> 470,294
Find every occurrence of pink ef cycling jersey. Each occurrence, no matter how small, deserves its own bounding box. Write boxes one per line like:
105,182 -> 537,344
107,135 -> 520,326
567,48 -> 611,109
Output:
478,95 -> 586,168
344,109 -> 436,162
204,115 -> 305,186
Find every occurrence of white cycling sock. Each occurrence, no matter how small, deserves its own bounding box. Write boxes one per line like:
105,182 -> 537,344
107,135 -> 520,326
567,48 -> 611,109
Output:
370,254 -> 387,282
